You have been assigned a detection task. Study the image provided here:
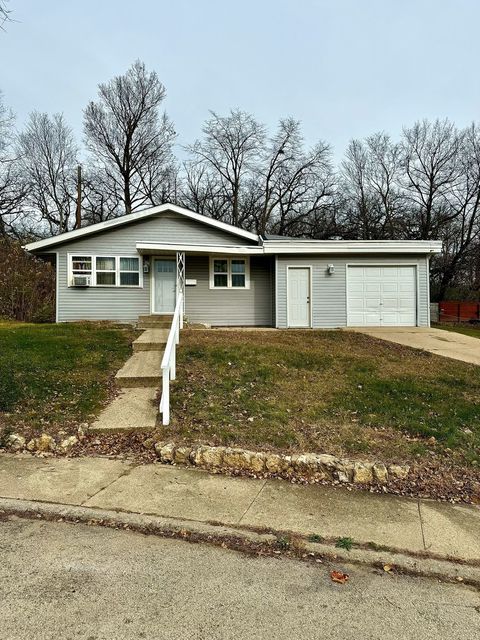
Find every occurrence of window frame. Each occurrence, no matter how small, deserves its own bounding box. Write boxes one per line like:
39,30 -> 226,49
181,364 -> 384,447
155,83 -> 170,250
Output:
68,253 -> 143,288
209,256 -> 250,290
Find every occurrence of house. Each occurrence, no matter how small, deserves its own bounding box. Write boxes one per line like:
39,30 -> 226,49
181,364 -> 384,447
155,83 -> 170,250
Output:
24,203 -> 442,328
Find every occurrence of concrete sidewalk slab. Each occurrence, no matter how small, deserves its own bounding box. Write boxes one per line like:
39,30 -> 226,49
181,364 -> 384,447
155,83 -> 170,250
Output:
1,453 -> 479,563
115,351 -> 162,387
90,388 -> 158,432
419,501 -> 480,562
84,464 -> 266,523
351,327 -> 480,366
240,479 -> 425,551
0,454 -> 131,504
133,328 -> 168,352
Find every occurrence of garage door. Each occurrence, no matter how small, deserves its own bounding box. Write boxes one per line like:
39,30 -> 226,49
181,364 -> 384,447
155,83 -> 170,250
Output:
347,266 -> 417,326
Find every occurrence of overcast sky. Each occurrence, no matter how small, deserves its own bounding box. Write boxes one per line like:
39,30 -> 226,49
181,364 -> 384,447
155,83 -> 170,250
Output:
1,0 -> 479,161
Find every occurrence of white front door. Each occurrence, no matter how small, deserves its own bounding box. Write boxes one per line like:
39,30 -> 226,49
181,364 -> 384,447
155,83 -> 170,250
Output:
347,265 -> 417,326
288,267 -> 311,327
153,259 -> 176,313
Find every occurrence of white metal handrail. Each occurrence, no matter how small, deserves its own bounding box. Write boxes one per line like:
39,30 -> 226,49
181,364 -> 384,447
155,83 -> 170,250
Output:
159,293 -> 184,425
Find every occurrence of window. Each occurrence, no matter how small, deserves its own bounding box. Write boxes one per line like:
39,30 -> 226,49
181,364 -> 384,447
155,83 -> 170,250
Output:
213,259 -> 228,288
71,256 -> 92,275
210,257 -> 249,289
96,257 -> 116,286
120,257 -> 140,286
68,255 -> 142,288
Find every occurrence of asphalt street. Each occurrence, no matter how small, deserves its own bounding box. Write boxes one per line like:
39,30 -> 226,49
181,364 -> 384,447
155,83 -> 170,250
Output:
1,517 -> 479,639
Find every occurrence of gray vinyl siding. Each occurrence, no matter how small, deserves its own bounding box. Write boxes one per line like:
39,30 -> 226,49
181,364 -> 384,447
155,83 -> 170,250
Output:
185,256 -> 274,326
54,212 -> 258,322
275,254 -> 430,329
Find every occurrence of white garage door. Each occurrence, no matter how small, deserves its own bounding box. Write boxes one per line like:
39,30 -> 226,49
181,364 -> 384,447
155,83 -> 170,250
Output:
347,266 -> 417,326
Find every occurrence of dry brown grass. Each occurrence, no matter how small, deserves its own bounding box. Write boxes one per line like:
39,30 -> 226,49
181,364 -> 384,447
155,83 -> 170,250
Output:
165,329 -> 480,467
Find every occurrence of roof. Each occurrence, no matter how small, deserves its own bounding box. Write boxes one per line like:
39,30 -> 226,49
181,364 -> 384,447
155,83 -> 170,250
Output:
23,203 -> 260,252
23,202 -> 442,256
262,239 -> 443,255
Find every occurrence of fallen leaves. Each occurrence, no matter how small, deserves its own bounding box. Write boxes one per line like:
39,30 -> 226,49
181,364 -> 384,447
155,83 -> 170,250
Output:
330,570 -> 349,584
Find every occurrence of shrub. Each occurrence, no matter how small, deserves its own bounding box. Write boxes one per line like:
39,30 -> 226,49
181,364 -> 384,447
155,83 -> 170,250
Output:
0,238 -> 55,322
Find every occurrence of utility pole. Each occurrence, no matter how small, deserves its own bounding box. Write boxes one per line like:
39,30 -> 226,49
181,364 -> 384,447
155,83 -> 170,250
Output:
75,165 -> 82,229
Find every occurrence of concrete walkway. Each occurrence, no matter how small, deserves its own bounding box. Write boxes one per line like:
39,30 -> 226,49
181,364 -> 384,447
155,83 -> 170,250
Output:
1,453 -> 479,563
352,326 -> 480,365
91,325 -> 168,432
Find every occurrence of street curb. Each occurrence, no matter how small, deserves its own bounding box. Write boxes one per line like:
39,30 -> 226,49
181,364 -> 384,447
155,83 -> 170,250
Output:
1,497 -> 479,587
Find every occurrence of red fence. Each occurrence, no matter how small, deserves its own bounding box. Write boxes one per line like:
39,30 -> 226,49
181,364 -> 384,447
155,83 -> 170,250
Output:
439,301 -> 480,323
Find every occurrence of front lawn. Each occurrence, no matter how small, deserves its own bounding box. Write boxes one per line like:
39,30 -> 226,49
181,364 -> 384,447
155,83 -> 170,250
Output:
0,321 -> 137,438
434,323 -> 480,339
167,329 -> 480,467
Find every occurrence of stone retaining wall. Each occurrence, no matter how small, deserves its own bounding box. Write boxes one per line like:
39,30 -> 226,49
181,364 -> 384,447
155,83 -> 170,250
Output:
153,442 -> 410,484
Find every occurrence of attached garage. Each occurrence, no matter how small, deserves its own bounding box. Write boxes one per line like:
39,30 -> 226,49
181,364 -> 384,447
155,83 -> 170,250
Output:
347,265 -> 417,327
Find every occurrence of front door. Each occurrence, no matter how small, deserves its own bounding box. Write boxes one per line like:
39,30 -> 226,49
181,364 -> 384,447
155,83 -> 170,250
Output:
288,267 -> 311,327
153,259 -> 176,314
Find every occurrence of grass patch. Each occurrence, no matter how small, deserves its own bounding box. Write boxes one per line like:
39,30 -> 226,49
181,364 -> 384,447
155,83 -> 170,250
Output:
434,323 -> 480,339
166,329 -> 480,466
335,537 -> 354,551
0,321 -> 136,436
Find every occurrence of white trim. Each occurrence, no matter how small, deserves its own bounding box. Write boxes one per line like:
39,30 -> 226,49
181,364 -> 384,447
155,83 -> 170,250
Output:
23,203 -> 259,252
286,265 -> 312,328
345,262 -> 419,327
209,256 -> 251,290
426,255 -> 431,327
55,251 -> 59,323
151,256 -> 177,315
274,255 -> 278,328
136,242 -> 263,255
67,253 -> 143,289
263,240 -> 442,255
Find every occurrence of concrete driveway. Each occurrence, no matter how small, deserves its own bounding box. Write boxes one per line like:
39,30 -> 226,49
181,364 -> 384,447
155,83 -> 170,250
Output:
351,326 -> 480,366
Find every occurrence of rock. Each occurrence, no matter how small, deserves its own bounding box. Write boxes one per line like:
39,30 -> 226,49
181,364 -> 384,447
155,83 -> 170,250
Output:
77,424 -> 88,441
292,454 -> 322,475
58,435 -> 78,452
352,462 -> 374,484
335,461 -> 354,482
26,439 -> 36,452
250,452 -> 266,473
35,434 -> 56,453
373,462 -> 388,484
157,442 -> 175,463
388,464 -> 410,479
223,448 -> 253,470
5,433 -> 26,452
317,454 -> 340,471
265,453 -> 290,474
153,441 -> 165,456
142,437 -> 155,450
174,446 -> 193,465
194,445 -> 225,468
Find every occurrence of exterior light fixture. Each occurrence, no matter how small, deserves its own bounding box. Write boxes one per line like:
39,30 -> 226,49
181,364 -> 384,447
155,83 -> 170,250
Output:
327,264 -> 335,275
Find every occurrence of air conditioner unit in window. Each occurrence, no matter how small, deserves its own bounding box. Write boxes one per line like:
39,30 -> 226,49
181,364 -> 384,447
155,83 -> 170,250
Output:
72,275 -> 91,287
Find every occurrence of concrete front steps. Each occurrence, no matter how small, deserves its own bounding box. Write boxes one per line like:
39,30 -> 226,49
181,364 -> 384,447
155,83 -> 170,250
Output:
90,388 -> 158,432
133,329 -> 169,352
115,351 -> 162,388
137,315 -> 173,329
90,323 -> 171,432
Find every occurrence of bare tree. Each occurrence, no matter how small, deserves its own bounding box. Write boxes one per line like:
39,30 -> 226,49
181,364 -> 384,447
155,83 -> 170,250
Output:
258,118 -> 336,237
430,123 -> 480,299
84,60 -> 176,216
0,94 -> 26,236
186,109 -> 265,227
340,133 -> 404,239
0,0 -> 12,31
18,112 -> 78,235
401,119 -> 462,239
